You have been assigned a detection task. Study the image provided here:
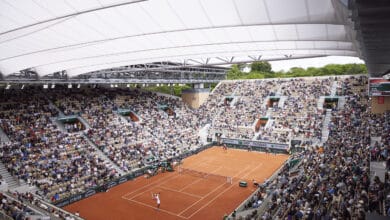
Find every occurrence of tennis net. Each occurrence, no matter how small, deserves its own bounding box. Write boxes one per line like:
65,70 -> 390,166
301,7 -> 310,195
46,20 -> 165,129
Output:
177,166 -> 232,184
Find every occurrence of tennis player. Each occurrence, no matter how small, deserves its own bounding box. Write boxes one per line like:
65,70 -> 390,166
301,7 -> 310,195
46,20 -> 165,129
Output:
152,192 -> 161,210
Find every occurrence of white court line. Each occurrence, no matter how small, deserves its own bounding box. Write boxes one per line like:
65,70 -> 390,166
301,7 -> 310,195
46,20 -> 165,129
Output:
157,186 -> 203,199
121,173 -> 181,199
185,163 -> 263,219
177,165 -> 253,217
122,157 -> 211,199
178,165 -> 224,192
123,197 -> 187,220
122,171 -> 179,198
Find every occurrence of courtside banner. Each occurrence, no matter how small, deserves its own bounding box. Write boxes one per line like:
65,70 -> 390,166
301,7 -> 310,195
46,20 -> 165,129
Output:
221,138 -> 289,150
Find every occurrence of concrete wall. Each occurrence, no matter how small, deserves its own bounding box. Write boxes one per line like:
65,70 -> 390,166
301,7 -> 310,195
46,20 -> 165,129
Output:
371,96 -> 390,114
181,88 -> 210,109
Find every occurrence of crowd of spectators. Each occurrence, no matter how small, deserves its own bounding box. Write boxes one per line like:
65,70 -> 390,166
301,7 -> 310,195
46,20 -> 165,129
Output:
208,77 -> 333,143
232,75 -> 389,220
0,75 -> 388,220
0,89 -> 116,202
0,192 -> 36,220
265,78 -> 332,143
49,88 -> 201,172
211,80 -> 274,140
1,190 -> 80,220
368,111 -> 389,162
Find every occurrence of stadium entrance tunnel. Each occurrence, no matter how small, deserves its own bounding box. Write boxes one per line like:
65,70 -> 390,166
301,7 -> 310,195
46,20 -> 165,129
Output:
323,97 -> 339,110
267,96 -> 280,109
224,96 -> 234,106
255,117 -> 268,132
117,109 -> 140,122
57,116 -> 86,133
158,104 -> 176,117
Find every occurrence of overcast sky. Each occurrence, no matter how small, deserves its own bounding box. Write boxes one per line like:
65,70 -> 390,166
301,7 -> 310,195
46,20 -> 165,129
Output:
269,56 -> 365,72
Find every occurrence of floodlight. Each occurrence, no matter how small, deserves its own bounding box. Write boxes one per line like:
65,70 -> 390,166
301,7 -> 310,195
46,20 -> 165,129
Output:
68,84 -> 72,89
5,84 -> 11,89
21,85 -> 25,90
77,84 -> 80,88
51,84 -> 55,89
43,84 -> 48,89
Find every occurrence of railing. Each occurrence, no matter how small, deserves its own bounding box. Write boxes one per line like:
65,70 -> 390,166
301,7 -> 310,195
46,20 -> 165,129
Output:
232,155 -> 304,220
52,143 -> 215,208
0,211 -> 13,220
2,191 -> 51,220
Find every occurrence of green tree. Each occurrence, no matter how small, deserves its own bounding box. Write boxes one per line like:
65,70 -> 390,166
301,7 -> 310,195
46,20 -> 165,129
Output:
227,62 -> 366,80
250,61 -> 272,73
237,63 -> 248,71
288,67 -> 306,77
227,64 -> 244,80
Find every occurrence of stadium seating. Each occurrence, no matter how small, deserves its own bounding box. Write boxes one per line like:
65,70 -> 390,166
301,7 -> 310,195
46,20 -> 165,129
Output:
0,75 -> 387,220
0,90 -> 115,201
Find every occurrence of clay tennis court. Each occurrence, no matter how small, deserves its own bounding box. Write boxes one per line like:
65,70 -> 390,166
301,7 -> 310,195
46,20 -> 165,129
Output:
64,147 -> 289,220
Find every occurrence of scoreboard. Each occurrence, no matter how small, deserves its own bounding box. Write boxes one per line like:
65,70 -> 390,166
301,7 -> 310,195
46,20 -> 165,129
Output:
369,78 -> 390,96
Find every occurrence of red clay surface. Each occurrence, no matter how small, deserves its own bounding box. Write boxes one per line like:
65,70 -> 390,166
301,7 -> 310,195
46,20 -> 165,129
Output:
65,147 -> 289,220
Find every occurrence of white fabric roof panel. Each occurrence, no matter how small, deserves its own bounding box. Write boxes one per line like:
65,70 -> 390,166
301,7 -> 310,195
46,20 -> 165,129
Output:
0,0 -> 358,77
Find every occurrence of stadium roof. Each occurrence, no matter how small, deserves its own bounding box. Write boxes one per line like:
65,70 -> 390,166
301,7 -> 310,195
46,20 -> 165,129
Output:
349,0 -> 390,77
0,0 -> 362,78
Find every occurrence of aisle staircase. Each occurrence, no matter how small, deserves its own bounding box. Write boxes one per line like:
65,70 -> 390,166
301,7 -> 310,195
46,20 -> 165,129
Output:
0,127 -> 10,143
82,134 -> 125,175
330,81 -> 338,96
337,97 -> 346,110
199,124 -> 210,145
230,96 -> 239,107
275,85 -> 283,96
371,136 -> 381,146
47,99 -> 65,117
50,117 -> 67,132
277,96 -> 287,108
265,107 -> 273,117
317,96 -> 325,110
77,116 -> 91,130
321,109 -> 332,143
0,162 -> 22,190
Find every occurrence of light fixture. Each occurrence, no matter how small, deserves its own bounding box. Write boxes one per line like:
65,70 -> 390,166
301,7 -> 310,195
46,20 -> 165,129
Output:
110,84 -> 114,88
51,84 -> 55,89
21,85 -> 25,90
126,84 -> 130,87
114,84 -> 118,88
68,84 -> 72,89
43,84 -> 49,89
5,84 -> 11,90
77,84 -> 80,88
